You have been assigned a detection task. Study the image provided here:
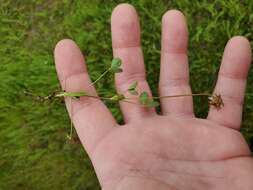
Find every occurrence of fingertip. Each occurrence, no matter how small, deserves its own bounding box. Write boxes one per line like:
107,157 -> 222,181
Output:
226,36 -> 252,59
229,36 -> 251,46
162,9 -> 186,24
161,9 -> 188,53
54,39 -> 77,55
111,3 -> 137,18
111,3 -> 140,48
222,36 -> 252,73
54,39 -> 86,81
111,3 -> 138,29
111,3 -> 138,26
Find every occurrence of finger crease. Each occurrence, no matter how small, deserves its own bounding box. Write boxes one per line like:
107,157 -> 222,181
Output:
113,44 -> 140,50
219,72 -> 247,81
159,77 -> 189,88
161,49 -> 187,55
72,98 -> 101,118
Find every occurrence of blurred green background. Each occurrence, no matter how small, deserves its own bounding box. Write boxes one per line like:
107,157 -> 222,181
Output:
0,0 -> 253,189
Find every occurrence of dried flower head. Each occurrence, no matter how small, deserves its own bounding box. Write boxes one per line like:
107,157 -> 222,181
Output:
208,94 -> 224,109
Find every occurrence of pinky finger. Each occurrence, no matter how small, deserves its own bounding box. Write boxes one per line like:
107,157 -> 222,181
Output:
207,36 -> 251,130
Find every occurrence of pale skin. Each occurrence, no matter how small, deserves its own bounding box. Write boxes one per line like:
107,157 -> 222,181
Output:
54,3 -> 253,190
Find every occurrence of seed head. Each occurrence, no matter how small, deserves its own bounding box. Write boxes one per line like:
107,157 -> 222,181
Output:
208,94 -> 224,109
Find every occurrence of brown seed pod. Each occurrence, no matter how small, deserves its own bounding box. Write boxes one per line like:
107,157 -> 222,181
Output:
208,94 -> 224,109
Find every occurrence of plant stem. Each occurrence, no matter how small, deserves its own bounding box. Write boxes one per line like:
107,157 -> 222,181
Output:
69,98 -> 73,139
63,93 -> 212,101
90,69 -> 110,86
77,94 -> 112,101
120,99 -> 139,105
153,93 -> 211,99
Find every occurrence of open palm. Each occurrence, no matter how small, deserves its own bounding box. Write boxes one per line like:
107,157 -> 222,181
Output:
54,4 -> 253,190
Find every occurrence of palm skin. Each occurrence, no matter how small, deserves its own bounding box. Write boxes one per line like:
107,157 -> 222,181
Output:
92,116 -> 253,189
54,3 -> 253,190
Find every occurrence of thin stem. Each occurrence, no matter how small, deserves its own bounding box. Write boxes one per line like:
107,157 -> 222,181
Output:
83,94 -> 138,104
55,91 -> 214,107
69,98 -> 73,139
90,69 -> 110,86
74,93 -> 212,101
120,99 -> 139,105
121,93 -> 211,101
60,92 -> 128,102
121,100 -> 153,108
78,94 -> 112,101
69,121 -> 73,139
59,91 -> 141,105
153,93 -> 211,99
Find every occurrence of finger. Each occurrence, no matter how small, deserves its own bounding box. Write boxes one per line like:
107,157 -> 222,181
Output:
207,36 -> 252,130
111,4 -> 156,123
159,10 -> 194,117
54,39 -> 117,154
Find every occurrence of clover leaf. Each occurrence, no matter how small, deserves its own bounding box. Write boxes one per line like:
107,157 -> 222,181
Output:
139,91 -> 159,108
127,81 -> 138,95
110,58 -> 122,73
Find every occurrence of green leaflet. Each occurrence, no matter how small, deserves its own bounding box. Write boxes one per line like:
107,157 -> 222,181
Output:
139,91 -> 149,104
127,81 -> 138,95
55,91 -> 88,98
139,91 -> 159,108
110,58 -> 122,73
91,58 -> 123,86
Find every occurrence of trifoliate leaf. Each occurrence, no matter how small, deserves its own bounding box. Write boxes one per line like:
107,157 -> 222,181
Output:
139,91 -> 149,105
128,81 -> 138,95
128,89 -> 138,95
139,91 -> 159,108
128,81 -> 138,90
110,58 -> 122,73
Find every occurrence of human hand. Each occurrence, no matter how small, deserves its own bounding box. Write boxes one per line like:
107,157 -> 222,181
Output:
54,4 -> 253,190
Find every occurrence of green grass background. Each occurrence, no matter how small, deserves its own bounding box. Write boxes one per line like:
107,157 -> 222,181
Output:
0,0 -> 253,189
